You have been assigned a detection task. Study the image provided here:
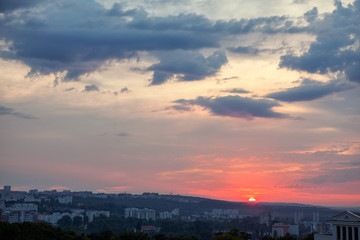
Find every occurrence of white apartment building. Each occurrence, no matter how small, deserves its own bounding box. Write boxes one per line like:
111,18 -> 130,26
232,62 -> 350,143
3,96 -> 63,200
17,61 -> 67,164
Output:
124,208 -> 156,221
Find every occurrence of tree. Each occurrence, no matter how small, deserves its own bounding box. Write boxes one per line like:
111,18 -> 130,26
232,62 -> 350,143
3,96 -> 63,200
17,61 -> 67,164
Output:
214,229 -> 252,240
302,233 -> 314,240
73,216 -> 83,227
57,215 -> 73,230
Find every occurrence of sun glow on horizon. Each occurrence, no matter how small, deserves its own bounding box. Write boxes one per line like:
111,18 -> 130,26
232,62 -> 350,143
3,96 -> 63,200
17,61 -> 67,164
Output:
248,197 -> 256,202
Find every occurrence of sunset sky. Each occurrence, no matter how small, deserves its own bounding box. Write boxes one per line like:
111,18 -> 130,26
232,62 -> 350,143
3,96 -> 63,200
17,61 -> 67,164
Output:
0,0 -> 359,207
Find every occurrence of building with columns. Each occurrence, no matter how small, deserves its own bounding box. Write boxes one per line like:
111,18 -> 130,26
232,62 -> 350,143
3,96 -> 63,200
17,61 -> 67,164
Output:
330,211 -> 360,240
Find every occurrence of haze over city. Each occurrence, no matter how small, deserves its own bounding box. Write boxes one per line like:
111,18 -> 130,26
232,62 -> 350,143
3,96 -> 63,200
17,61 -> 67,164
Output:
0,0 -> 359,207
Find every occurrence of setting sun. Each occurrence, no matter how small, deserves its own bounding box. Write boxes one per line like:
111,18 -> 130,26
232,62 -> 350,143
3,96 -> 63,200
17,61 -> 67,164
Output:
248,197 -> 256,202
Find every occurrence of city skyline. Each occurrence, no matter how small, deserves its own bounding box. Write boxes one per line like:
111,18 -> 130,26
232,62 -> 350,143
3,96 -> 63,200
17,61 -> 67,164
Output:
0,0 -> 359,207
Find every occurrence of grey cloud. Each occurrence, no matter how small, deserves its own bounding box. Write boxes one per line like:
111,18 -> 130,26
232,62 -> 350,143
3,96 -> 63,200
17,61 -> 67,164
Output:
293,0 -> 308,3
280,0 -> 360,83
113,87 -> 130,95
83,84 -> 99,92
172,95 -> 289,120
265,79 -> 355,102
171,105 -> 192,111
0,0 -> 45,13
64,87 -> 75,92
148,51 -> 228,85
128,13 -> 299,34
304,7 -> 318,23
116,132 -> 129,137
120,87 -> 130,93
301,167 -> 360,184
223,88 -> 250,94
0,106 -> 35,119
0,0 -> 302,82
228,46 -> 260,55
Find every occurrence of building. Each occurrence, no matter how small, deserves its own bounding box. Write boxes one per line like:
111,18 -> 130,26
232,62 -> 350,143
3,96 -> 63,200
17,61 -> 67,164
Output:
211,209 -> 240,219
159,208 -> 180,220
124,208 -> 156,221
272,223 -> 299,237
330,211 -> 360,240
4,186 -> 11,193
313,212 -> 320,222
141,225 -> 160,234
56,196 -> 72,204
261,212 -> 272,226
159,211 -> 172,219
295,211 -> 304,224
86,210 -> 110,223
1,203 -> 38,223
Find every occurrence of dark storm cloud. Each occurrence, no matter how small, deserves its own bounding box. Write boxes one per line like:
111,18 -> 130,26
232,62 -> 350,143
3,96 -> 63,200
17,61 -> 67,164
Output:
148,51 -> 228,85
0,106 -> 35,119
172,95 -> 289,120
83,84 -> 99,92
0,0 -> 301,83
280,0 -> 360,83
265,79 -> 355,102
0,0 -> 45,13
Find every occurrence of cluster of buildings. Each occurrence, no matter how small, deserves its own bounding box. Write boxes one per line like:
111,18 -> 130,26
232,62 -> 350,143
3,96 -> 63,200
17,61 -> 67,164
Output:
269,211 -> 360,240
210,208 -> 242,219
1,185 -> 359,240
37,210 -> 110,225
0,186 -> 110,226
124,207 -> 180,221
0,203 -> 38,223
272,224 -> 299,237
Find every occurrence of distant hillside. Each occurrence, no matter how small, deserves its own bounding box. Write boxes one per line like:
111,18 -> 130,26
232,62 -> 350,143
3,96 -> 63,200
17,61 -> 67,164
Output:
74,193 -> 345,221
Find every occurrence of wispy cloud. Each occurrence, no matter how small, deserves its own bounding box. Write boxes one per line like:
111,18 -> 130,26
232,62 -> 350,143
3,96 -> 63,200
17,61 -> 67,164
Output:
266,79 -> 355,102
83,84 -> 99,92
0,106 -> 35,119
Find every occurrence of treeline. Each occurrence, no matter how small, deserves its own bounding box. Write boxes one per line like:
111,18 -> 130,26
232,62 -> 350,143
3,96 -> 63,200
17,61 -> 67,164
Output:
0,221 -> 255,240
0,221 -> 192,240
0,221 -> 312,240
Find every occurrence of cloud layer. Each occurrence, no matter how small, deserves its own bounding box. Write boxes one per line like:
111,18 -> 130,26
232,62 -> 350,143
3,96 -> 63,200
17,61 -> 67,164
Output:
280,0 -> 360,83
0,0 -> 300,83
148,51 -> 227,85
173,95 -> 289,120
0,106 -> 35,119
266,79 -> 355,102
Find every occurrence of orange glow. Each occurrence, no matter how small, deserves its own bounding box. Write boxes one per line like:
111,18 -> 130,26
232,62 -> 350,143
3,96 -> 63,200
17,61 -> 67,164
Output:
248,197 -> 256,202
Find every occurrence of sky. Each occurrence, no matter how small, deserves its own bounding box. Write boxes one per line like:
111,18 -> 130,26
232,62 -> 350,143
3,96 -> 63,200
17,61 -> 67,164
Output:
0,0 -> 359,207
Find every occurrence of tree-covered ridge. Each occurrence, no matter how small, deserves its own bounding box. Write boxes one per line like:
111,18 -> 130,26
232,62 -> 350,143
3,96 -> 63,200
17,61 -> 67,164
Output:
0,221 -> 314,240
0,221 -> 198,240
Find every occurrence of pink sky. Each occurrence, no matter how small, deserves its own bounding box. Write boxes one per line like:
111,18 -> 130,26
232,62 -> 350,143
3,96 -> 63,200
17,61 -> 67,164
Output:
0,0 -> 359,207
